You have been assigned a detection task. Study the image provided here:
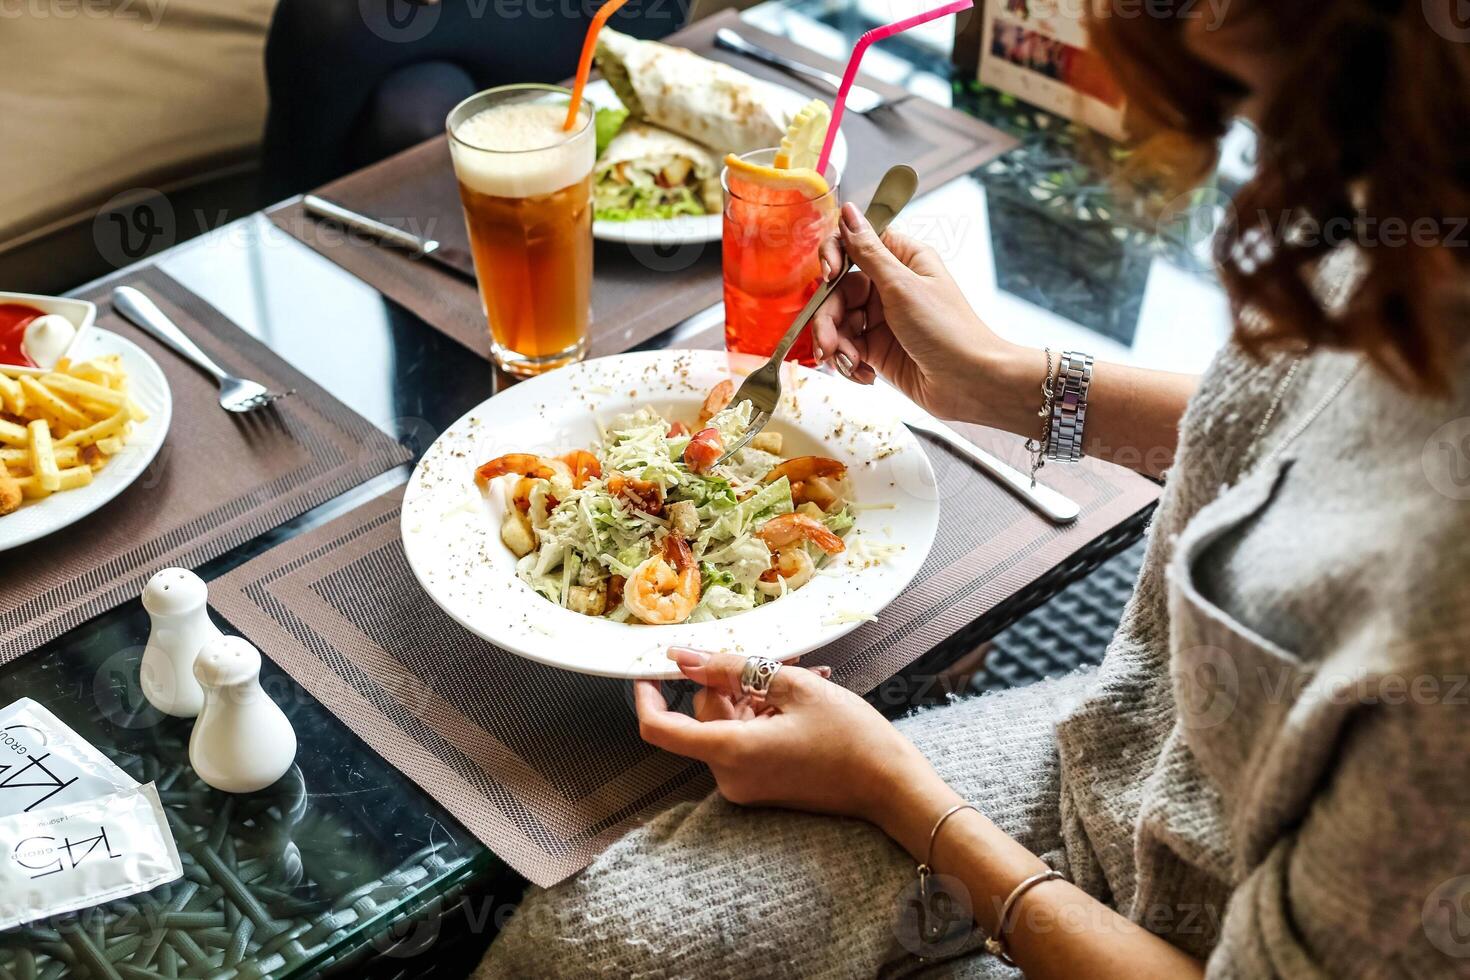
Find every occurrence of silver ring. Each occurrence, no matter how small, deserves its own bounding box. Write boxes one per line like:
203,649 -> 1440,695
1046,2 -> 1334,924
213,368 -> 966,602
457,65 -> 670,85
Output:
739,656 -> 783,703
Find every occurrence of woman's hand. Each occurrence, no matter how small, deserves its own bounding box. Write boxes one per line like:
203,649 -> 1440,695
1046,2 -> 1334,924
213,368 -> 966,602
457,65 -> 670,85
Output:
813,203 -> 1038,428
635,648 -> 949,825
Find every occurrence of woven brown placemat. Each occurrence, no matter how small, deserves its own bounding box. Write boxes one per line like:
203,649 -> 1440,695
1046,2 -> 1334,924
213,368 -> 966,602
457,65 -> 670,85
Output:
0,267 -> 412,661
207,437 -> 1155,887
267,10 -> 1018,359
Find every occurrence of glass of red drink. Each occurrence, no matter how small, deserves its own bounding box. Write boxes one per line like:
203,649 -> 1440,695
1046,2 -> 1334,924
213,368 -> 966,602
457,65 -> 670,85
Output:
721,149 -> 840,365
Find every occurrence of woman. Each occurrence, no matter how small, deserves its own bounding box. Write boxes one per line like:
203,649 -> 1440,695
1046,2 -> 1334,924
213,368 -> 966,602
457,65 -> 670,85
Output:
481,2 -> 1470,976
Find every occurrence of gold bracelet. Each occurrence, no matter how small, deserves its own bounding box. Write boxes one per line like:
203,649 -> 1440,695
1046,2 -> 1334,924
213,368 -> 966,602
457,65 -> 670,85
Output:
1022,347 -> 1057,487
983,867 -> 1066,966
914,801 -> 977,899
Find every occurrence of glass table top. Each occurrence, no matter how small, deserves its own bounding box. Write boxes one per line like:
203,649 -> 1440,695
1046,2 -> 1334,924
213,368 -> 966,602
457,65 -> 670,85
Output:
2,0 -> 1241,973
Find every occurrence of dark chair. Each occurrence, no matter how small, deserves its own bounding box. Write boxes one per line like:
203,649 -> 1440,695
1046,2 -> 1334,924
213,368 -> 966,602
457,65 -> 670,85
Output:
261,0 -> 686,199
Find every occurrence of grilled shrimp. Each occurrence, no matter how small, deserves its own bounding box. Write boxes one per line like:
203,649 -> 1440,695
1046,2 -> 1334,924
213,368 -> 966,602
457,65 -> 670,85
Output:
560,450 -> 601,488
762,456 -> 849,513
757,512 -> 846,554
757,546 -> 816,596
475,453 -> 559,485
606,471 -> 664,516
478,454 -> 573,550
683,427 -> 723,473
756,513 -> 846,597
624,534 -> 700,625
698,379 -> 734,425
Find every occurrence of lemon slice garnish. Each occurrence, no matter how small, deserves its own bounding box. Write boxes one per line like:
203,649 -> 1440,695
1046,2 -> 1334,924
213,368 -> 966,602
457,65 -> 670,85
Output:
724,153 -> 830,203
774,98 -> 831,171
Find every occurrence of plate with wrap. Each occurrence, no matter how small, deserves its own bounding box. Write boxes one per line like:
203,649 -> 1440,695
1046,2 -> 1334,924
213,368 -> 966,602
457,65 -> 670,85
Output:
587,30 -> 849,245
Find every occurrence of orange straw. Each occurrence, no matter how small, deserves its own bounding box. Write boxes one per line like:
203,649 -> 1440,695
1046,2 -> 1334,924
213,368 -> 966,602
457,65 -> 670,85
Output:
564,0 -> 632,131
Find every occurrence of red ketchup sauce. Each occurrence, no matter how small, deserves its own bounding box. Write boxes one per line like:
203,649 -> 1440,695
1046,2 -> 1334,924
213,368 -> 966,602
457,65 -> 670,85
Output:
0,303 -> 45,368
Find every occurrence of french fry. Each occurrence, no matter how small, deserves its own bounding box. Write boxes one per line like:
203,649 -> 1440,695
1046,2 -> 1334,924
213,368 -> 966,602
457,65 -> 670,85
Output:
0,374 -> 24,414
40,373 -> 127,410
17,377 -> 90,431
28,419 -> 60,492
0,418 -> 26,448
56,465 -> 92,490
66,360 -> 117,387
1,445 -> 77,468
0,356 -> 138,517
17,465 -> 92,500
57,408 -> 128,448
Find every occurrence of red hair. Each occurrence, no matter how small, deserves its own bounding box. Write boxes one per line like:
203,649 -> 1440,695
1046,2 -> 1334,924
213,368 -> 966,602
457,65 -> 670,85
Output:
1089,0 -> 1470,392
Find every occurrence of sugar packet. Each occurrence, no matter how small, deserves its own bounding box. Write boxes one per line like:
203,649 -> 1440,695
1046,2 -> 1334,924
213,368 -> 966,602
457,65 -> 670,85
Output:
1,698 -> 139,817
0,782 -> 183,930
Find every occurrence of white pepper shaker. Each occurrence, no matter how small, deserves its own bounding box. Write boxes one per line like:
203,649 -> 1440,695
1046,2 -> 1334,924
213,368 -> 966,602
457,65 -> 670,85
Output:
189,635 -> 297,794
140,568 -> 219,718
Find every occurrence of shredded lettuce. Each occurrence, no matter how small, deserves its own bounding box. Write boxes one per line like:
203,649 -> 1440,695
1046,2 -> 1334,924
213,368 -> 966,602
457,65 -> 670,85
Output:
595,184 -> 706,222
691,586 -> 755,623
824,507 -> 856,535
595,106 -> 628,156
738,477 -> 794,529
508,400 -> 851,621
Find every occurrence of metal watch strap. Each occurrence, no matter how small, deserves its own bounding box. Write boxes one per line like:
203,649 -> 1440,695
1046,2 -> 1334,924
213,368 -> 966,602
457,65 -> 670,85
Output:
1046,351 -> 1093,462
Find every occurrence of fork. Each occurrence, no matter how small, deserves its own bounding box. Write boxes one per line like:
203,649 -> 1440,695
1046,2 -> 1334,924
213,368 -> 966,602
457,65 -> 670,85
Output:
112,286 -> 289,414
711,165 -> 919,467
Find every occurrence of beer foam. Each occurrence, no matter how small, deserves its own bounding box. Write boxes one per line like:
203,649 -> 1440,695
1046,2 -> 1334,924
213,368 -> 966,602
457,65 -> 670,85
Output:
451,102 -> 593,198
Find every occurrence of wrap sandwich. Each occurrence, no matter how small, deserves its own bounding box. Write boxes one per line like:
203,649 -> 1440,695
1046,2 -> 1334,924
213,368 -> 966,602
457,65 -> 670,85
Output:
594,122 -> 722,221
595,29 -> 787,156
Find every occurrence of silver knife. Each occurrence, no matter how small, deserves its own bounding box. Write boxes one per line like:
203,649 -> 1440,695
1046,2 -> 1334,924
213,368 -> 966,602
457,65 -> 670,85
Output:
302,194 -> 476,279
902,415 -> 1081,524
871,379 -> 1080,523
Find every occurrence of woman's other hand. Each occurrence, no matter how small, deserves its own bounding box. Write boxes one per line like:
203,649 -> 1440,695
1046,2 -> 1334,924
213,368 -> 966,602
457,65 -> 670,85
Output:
635,648 -> 950,825
813,202 -> 1037,428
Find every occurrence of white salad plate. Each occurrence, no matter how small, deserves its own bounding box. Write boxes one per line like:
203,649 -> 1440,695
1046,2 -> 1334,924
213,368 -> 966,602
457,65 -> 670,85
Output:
585,78 -> 851,247
401,349 -> 940,679
1,327 -> 173,552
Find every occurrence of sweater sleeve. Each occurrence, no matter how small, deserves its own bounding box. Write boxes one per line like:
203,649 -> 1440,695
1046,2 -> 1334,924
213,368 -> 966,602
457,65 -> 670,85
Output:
1206,690 -> 1470,978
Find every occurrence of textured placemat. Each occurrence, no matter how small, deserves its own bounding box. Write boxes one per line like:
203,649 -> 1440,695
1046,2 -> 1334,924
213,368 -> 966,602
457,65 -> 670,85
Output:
0,267 -> 411,660
208,437 -> 1156,887
267,10 -> 1018,359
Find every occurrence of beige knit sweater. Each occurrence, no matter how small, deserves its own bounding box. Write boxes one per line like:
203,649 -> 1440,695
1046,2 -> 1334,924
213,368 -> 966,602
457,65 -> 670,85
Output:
481,340 -> 1470,979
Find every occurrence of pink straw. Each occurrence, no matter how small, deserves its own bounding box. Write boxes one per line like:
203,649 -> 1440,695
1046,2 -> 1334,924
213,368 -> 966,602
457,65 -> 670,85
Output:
815,0 -> 975,176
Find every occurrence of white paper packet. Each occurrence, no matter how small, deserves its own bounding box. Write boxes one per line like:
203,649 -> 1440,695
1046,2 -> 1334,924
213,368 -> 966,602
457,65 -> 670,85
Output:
1,698 -> 139,817
0,782 -> 183,931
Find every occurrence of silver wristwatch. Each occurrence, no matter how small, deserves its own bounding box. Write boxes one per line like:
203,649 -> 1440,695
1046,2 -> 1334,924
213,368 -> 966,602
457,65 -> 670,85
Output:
1046,351 -> 1094,462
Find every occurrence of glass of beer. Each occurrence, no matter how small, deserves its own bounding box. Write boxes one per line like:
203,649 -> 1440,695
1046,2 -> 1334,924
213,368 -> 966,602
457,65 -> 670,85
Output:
447,84 -> 594,377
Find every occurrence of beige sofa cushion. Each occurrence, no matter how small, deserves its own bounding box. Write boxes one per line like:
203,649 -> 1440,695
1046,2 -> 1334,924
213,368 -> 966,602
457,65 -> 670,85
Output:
0,0 -> 276,250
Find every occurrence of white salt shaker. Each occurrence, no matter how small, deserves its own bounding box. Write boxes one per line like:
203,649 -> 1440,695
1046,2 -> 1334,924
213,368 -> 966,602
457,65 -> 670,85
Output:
189,635 -> 297,794
140,568 -> 220,718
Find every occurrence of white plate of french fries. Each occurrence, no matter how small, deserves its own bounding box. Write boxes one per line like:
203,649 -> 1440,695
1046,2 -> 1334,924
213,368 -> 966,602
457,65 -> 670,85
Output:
0,329 -> 171,551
